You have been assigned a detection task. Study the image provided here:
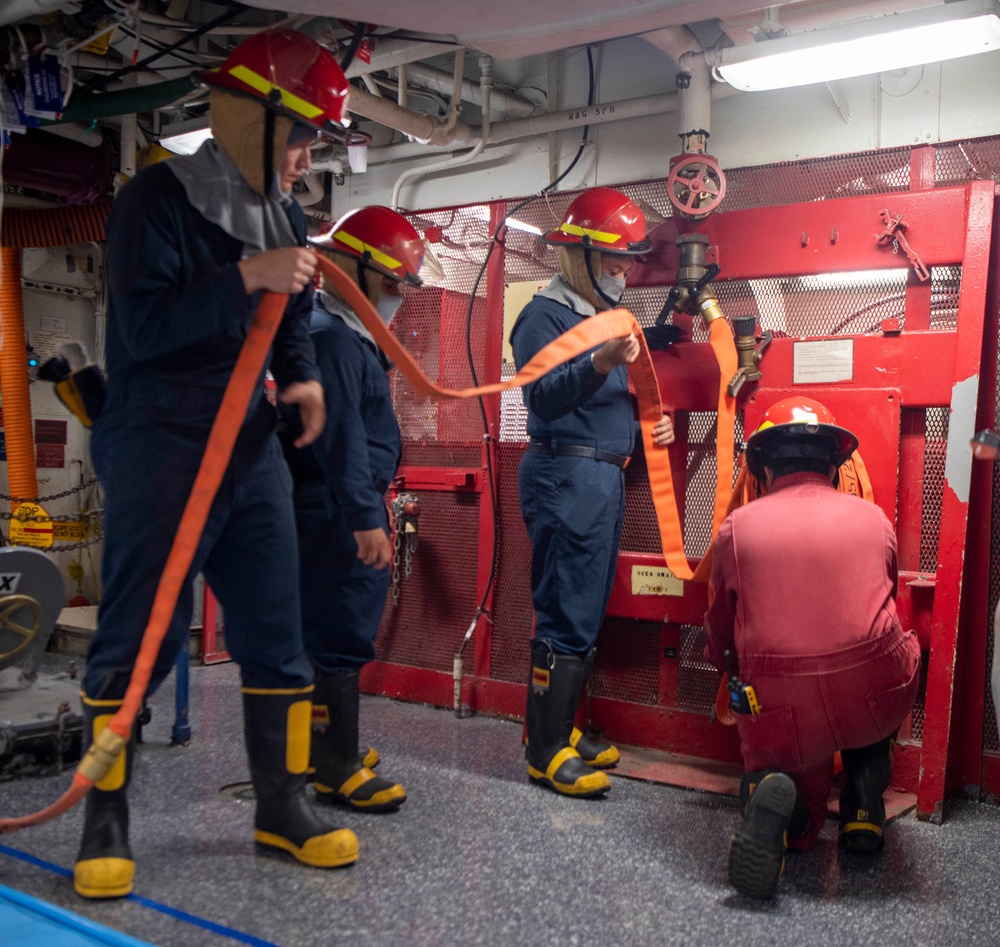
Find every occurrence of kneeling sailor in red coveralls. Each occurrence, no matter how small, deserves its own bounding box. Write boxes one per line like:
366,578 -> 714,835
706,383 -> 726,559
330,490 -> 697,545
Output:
704,397 -> 920,899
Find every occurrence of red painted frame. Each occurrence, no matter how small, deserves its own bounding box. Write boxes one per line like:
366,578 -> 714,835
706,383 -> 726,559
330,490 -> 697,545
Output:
360,180 -> 999,821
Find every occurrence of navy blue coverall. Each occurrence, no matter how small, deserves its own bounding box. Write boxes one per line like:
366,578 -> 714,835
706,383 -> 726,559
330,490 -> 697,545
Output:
281,295 -> 402,673
84,163 -> 319,700
511,292 -> 637,657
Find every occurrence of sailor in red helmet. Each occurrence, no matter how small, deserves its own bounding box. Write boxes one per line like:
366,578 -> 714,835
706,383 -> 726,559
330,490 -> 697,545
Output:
76,31 -> 358,899
510,187 -> 679,798
281,206 -> 440,813
704,397 -> 920,899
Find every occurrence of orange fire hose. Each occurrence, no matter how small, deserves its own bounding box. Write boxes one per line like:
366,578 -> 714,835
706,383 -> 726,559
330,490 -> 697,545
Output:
316,254 -> 738,582
0,290 -> 291,834
0,256 -> 737,835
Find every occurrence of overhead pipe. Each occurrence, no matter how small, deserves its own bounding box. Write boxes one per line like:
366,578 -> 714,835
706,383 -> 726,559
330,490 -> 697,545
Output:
403,59 -> 537,118
0,247 -> 38,506
347,83 -> 478,145
52,75 -> 201,124
391,56 -> 493,211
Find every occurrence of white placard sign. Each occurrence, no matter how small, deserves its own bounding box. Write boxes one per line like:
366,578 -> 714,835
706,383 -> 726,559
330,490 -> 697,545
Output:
793,339 -> 854,384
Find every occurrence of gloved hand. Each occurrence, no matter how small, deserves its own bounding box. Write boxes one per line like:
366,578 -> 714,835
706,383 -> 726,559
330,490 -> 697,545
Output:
642,324 -> 683,351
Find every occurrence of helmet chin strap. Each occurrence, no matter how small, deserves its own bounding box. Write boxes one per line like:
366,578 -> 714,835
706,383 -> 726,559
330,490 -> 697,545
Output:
263,109 -> 275,198
581,237 -> 618,309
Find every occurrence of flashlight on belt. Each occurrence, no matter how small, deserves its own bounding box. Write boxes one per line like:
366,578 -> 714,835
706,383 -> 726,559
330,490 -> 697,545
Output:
724,649 -> 760,716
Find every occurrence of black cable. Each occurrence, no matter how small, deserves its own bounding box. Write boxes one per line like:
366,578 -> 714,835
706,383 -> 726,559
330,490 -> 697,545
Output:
82,2 -> 248,92
457,45 -> 596,659
338,21 -> 368,73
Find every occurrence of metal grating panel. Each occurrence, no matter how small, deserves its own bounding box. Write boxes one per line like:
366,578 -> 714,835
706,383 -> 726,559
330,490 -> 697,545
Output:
590,618 -> 660,706
677,625 -> 721,714
489,442 -> 533,683
376,490 -> 480,671
921,408 -> 948,575
935,139 -> 1000,186
621,449 -> 661,555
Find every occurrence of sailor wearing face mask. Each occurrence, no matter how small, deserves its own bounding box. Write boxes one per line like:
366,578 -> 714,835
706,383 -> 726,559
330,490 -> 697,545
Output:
510,187 -> 678,798
281,206 -> 441,812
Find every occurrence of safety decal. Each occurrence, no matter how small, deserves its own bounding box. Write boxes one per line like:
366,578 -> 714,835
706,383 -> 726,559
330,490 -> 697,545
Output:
0,574 -> 21,594
531,667 -> 550,693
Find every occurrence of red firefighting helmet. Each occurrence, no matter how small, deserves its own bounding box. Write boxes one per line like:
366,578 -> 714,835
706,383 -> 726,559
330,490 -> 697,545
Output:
744,396 -> 859,478
203,30 -> 349,139
312,206 -> 430,286
543,187 -> 652,255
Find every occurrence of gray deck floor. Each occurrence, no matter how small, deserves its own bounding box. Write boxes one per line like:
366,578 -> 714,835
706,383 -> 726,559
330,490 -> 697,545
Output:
1,659 -> 999,947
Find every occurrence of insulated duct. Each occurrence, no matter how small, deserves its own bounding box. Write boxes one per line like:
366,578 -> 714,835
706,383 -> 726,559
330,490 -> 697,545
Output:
0,247 -> 38,505
1,202 -> 112,249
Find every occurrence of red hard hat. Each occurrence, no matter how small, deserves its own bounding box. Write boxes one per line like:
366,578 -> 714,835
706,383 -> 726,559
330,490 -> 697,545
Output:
203,30 -> 349,139
745,396 -> 859,478
312,206 -> 428,286
543,187 -> 651,255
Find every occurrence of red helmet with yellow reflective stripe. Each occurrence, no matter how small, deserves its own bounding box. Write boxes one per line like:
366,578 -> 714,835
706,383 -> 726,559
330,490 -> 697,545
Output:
203,29 -> 349,139
312,206 -> 427,286
543,187 -> 651,255
745,396 -> 859,479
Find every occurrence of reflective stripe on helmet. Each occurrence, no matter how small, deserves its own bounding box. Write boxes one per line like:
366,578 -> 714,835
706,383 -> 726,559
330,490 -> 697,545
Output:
557,222 -> 622,244
226,64 -> 324,120
334,230 -> 405,272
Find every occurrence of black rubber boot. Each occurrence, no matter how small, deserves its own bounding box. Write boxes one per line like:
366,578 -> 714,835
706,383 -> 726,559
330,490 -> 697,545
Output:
570,649 -> 619,769
729,770 -> 798,899
525,644 -> 610,798
839,737 -> 894,854
242,688 -> 358,867
74,697 -> 135,899
312,673 -> 405,813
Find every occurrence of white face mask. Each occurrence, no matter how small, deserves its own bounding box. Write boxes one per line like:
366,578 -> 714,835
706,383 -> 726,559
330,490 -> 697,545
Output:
376,293 -> 404,326
597,273 -> 627,306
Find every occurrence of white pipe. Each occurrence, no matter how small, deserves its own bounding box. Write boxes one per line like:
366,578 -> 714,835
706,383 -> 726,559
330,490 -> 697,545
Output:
294,171 -> 325,207
440,48 -> 465,135
676,51 -> 712,139
404,59 -> 536,119
40,122 -> 104,148
347,84 -> 478,145
391,56 -> 493,211
640,25 -> 703,64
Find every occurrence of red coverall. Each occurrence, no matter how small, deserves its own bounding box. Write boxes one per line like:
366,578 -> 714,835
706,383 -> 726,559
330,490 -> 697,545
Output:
704,471 -> 920,848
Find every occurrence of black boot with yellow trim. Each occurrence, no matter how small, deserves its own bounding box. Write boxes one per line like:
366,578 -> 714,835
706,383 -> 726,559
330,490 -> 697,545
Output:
569,649 -> 620,770
728,770 -> 807,899
839,736 -> 894,854
312,673 -> 406,813
242,687 -> 358,867
525,643 -> 610,798
73,696 -> 135,899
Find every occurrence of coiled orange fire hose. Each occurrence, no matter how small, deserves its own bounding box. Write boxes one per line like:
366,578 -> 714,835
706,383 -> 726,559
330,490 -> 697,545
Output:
0,257 -> 736,834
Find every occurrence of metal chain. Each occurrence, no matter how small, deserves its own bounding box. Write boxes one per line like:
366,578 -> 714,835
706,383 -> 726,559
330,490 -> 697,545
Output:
0,477 -> 99,504
391,521 -> 402,605
0,509 -> 104,523
404,542 -> 413,579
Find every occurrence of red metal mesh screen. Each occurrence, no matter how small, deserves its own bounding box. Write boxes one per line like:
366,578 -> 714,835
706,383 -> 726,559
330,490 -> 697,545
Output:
590,618 -> 661,706
383,138 -> 1000,763
376,489 -> 481,671
489,442 -> 532,683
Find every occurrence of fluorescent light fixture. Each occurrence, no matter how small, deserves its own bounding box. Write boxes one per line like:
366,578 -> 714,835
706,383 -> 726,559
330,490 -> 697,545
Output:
158,119 -> 212,156
468,205 -> 542,235
716,0 -> 1000,92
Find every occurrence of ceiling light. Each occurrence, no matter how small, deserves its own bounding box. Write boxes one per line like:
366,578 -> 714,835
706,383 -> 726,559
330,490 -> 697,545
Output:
715,0 -> 1000,92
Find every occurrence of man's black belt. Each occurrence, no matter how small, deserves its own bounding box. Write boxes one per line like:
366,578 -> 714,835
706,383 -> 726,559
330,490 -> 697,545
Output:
526,440 -> 631,469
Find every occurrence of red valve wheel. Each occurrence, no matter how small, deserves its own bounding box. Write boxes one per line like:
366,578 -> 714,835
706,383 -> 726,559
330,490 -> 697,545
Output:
667,154 -> 727,219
